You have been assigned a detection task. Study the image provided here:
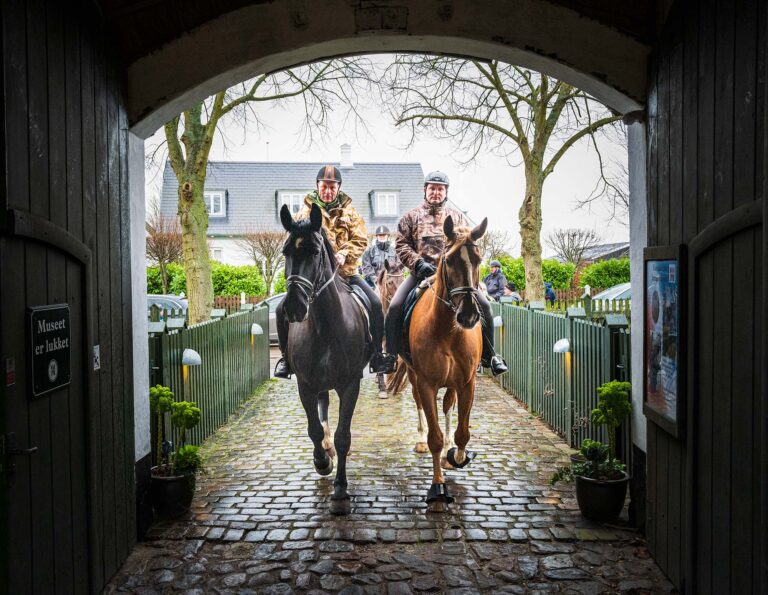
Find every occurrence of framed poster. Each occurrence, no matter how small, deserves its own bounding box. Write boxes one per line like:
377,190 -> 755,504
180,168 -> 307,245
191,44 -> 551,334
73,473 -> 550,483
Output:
643,245 -> 685,438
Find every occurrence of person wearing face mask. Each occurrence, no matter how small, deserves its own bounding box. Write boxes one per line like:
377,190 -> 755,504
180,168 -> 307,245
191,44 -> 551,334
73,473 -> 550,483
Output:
384,170 -> 508,376
361,225 -> 401,288
273,165 -> 397,379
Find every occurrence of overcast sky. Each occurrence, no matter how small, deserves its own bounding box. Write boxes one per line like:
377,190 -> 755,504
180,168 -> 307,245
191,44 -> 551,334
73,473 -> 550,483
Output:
145,59 -> 629,257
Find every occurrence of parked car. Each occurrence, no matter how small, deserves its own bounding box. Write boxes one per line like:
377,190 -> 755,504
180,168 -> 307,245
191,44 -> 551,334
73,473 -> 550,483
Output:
592,282 -> 631,301
147,294 -> 187,319
262,292 -> 286,345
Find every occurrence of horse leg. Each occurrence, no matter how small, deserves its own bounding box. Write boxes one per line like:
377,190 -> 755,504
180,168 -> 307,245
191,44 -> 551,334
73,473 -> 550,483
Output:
409,368 -> 429,454
297,383 -> 333,476
447,379 -> 478,470
441,389 -> 457,470
329,377 -> 361,515
376,372 -> 388,399
417,378 -> 453,512
317,391 -> 336,459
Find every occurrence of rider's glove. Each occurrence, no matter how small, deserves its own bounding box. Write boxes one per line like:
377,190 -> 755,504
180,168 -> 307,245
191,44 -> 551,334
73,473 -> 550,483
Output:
414,259 -> 436,280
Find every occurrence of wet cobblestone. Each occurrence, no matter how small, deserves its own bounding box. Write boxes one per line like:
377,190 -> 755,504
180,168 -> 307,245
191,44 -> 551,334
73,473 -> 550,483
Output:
106,377 -> 674,593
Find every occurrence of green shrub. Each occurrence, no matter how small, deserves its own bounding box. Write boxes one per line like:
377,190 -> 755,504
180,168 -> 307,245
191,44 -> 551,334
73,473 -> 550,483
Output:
211,263 -> 266,296
579,258 -> 630,288
274,269 -> 287,294
480,256 -> 573,290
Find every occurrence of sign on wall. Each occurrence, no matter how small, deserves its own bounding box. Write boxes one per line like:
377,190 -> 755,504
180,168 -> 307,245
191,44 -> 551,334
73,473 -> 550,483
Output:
28,304 -> 71,397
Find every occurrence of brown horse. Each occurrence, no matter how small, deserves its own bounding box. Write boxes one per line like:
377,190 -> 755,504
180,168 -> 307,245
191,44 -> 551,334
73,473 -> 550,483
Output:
375,261 -> 407,398
405,215 -> 487,512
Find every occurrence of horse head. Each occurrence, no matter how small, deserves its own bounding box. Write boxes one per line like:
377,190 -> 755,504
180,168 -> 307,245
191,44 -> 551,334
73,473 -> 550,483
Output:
280,203 -> 336,322
441,215 -> 488,329
377,259 -> 405,311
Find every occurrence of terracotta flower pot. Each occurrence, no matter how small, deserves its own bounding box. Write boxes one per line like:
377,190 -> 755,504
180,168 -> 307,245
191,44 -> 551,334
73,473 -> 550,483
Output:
575,472 -> 629,522
150,467 -> 196,519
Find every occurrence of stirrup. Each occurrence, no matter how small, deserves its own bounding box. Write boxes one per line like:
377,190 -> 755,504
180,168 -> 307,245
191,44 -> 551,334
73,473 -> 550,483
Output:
274,357 -> 292,379
489,355 -> 508,377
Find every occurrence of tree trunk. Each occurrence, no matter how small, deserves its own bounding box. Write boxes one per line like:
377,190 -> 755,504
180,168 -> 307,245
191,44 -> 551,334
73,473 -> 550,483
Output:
178,179 -> 214,324
160,263 -> 169,294
519,171 -> 545,301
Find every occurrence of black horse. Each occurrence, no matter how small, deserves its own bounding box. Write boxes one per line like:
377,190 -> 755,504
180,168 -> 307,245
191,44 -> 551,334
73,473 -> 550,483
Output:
278,203 -> 371,515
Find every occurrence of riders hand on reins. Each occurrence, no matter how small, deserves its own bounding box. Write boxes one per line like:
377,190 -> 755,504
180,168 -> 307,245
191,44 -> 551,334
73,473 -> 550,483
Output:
274,165 -> 398,379
384,170 -> 508,377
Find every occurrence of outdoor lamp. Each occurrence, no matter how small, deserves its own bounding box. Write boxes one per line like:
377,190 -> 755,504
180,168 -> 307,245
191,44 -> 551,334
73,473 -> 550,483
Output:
553,338 -> 570,353
182,348 -> 202,381
250,323 -> 264,346
493,315 -> 503,328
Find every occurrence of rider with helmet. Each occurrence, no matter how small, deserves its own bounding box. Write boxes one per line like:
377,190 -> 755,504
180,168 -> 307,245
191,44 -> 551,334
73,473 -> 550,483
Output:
361,225 -> 401,288
483,259 -> 508,302
274,165 -> 397,379
384,170 -> 508,376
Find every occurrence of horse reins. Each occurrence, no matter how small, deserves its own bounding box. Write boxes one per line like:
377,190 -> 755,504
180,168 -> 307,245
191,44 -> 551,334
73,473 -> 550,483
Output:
285,232 -> 338,306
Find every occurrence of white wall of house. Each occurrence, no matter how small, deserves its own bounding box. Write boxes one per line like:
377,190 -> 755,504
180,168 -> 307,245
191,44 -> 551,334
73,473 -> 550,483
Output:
208,237 -> 262,267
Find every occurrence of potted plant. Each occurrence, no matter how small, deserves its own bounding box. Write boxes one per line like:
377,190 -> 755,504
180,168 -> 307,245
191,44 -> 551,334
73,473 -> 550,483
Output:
552,380 -> 632,522
149,384 -> 203,519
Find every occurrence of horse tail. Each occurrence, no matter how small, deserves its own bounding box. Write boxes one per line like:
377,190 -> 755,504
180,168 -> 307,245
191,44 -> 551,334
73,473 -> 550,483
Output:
386,358 -> 409,394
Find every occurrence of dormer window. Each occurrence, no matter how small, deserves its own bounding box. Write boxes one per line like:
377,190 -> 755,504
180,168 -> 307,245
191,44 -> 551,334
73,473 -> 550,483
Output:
205,190 -> 226,218
372,191 -> 399,217
278,191 -> 309,216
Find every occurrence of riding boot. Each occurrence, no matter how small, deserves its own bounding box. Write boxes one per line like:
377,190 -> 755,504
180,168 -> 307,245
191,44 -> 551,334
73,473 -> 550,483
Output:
274,357 -> 293,379
478,293 -> 508,376
370,351 -> 397,374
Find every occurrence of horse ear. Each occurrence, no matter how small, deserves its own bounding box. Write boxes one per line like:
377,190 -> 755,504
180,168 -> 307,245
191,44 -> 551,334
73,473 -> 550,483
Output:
471,217 -> 488,241
384,259 -> 391,272
280,204 -> 294,232
444,215 -> 455,240
310,203 -> 323,231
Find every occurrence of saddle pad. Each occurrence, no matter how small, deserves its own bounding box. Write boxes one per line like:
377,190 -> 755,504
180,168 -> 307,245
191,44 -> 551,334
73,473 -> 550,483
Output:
401,282 -> 430,364
346,283 -> 372,344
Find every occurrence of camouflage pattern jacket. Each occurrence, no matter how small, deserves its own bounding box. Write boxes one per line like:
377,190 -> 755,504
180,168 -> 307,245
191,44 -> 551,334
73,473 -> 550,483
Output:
297,191 -> 368,278
395,201 -> 468,272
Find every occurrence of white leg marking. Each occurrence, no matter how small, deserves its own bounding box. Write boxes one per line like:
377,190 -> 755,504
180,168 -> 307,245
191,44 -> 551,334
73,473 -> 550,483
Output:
321,421 -> 333,450
454,448 -> 466,465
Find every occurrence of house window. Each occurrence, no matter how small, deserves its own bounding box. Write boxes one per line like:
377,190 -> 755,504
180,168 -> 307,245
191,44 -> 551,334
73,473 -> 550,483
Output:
374,191 -> 399,217
211,247 -> 223,261
205,191 -> 226,217
278,191 -> 308,216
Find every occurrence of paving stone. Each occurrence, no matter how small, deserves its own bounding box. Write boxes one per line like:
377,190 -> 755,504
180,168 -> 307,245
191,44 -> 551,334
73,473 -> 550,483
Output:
320,574 -> 347,590
388,582 -> 413,595
222,572 -> 247,587
464,529 -> 488,541
263,584 -> 295,595
338,562 -> 363,574
517,556 -> 539,579
296,572 -> 312,589
338,586 -> 365,595
149,557 -> 183,570
541,554 -> 573,570
309,559 -> 336,574
351,573 -> 383,585
531,541 -> 575,554
319,540 -> 354,553
384,570 -> 413,581
544,567 -> 590,580
412,574 -> 441,591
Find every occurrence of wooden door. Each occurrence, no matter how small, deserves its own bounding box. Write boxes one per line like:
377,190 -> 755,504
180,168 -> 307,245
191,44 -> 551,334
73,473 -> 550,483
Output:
1,235 -> 92,594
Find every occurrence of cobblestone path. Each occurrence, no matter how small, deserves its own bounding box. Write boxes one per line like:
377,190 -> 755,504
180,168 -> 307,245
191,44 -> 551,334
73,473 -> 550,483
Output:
107,377 -> 674,594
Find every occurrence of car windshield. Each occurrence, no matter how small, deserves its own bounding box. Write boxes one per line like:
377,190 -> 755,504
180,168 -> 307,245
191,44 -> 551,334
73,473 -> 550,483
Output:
266,294 -> 285,313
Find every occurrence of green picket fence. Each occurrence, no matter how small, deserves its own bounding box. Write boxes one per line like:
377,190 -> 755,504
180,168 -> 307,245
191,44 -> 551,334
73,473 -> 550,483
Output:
491,303 -> 630,450
148,306 -> 270,450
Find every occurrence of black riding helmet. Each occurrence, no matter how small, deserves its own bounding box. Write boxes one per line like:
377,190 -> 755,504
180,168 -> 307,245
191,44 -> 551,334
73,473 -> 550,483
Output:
317,164 -> 342,185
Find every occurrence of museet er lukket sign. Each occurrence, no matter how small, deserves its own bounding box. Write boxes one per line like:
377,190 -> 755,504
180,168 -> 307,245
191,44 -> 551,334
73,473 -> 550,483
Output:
28,304 -> 71,397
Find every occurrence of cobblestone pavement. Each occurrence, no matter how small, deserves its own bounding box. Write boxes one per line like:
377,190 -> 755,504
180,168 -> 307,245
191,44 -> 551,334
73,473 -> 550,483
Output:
107,377 -> 674,594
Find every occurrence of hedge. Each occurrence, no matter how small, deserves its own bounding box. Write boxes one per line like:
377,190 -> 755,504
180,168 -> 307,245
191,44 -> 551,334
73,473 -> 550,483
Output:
579,258 -> 630,288
479,256 -> 575,290
274,269 -> 287,294
147,262 -> 267,297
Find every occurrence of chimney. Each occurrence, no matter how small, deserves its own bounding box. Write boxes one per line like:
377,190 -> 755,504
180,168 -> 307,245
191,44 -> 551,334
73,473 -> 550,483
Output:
340,143 -> 353,168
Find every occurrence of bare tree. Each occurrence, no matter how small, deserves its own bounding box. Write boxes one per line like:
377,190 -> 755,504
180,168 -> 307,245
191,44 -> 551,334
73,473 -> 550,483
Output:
146,203 -> 183,294
382,56 -> 621,300
478,229 -> 515,261
575,126 -> 629,225
161,58 -> 375,323
546,228 -> 603,267
235,228 -> 287,296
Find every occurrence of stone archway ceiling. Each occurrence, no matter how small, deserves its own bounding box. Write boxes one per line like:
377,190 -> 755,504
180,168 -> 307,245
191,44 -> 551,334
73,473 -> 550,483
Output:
98,0 -> 655,137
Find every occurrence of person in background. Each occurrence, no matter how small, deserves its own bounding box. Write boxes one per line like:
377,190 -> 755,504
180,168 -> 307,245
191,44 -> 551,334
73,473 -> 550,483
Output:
483,259 -> 507,302
502,281 -> 522,304
361,225 -> 400,288
544,281 -> 556,306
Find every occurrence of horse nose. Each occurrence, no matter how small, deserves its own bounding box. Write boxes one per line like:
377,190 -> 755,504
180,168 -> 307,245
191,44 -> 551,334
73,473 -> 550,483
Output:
284,292 -> 308,322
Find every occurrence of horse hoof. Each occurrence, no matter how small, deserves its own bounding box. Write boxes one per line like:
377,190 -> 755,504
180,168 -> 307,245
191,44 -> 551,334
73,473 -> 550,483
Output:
414,442 -> 429,454
378,390 -> 388,399
314,457 -> 334,476
329,496 -> 351,516
446,447 -> 477,469
440,456 -> 454,470
324,445 -> 336,459
425,483 -> 454,512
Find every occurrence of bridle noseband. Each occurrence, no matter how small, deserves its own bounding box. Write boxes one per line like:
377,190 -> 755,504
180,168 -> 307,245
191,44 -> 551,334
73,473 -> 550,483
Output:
285,232 -> 337,306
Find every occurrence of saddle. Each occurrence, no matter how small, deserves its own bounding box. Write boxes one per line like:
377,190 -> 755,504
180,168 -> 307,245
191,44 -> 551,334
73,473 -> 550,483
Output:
340,279 -> 372,344
400,278 -> 431,364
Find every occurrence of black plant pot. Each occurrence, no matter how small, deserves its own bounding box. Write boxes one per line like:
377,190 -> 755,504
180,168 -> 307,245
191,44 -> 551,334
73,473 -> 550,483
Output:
150,467 -> 196,519
575,472 -> 630,522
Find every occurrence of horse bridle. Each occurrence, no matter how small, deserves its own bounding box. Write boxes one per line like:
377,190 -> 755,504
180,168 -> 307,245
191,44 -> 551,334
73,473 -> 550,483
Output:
285,232 -> 337,305
428,247 -> 481,313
